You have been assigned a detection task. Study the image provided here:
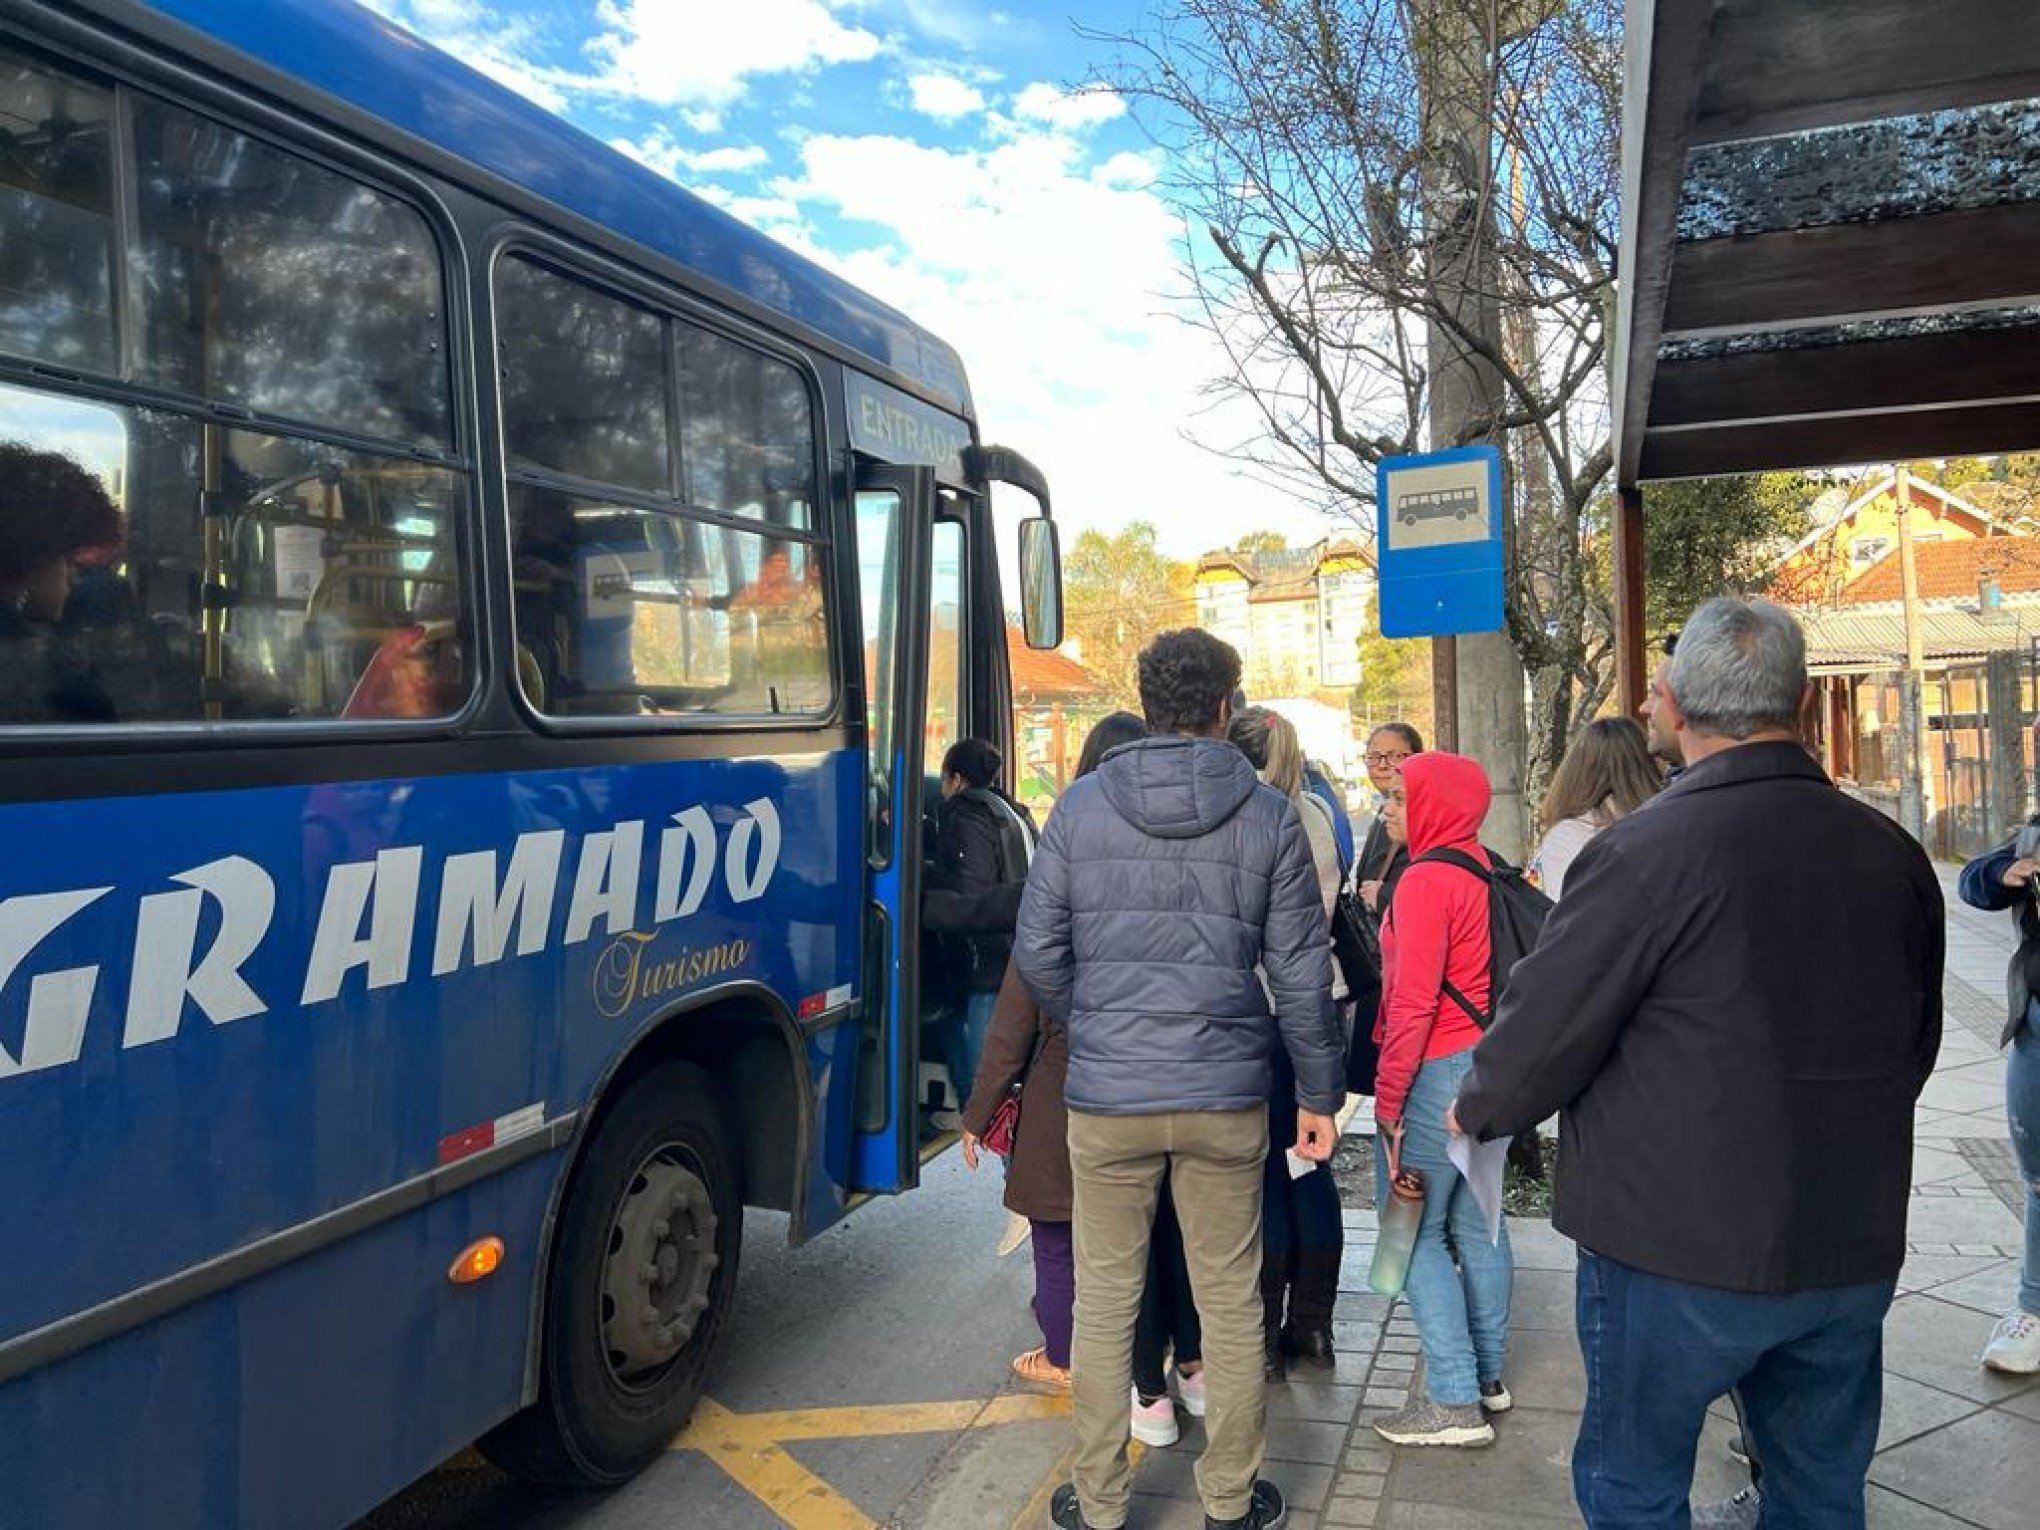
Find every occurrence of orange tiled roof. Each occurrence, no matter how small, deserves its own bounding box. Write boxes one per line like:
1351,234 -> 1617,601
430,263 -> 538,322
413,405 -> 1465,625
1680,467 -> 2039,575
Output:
1007,628 -> 1106,700
1841,535 -> 2040,604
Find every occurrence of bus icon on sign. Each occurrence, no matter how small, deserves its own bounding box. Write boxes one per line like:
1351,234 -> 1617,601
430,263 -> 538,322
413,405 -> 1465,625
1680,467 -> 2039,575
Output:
1396,486 -> 1481,526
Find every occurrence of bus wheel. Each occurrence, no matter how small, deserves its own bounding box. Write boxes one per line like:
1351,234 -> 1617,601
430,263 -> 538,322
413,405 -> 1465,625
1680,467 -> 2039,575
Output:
482,1061 -> 741,1488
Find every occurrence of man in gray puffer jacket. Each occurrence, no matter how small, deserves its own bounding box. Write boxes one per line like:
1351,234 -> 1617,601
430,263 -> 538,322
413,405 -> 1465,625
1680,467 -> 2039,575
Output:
1017,628 -> 1343,1530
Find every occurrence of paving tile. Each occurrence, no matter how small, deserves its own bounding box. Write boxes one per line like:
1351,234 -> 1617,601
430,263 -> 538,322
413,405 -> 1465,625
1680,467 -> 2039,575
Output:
1866,1483 -> 2001,1527
1912,1258 -> 2019,1316
1869,1406 -> 2040,1529
1902,1193 -> 2023,1248
1266,1419 -> 1354,1467
1271,1380 -> 1367,1424
1496,1326 -> 1586,1416
1898,1250 -> 2006,1295
1504,1268 -> 1577,1332
1997,1388 -> 2040,1423
1502,1219 -> 1578,1274
1323,1496 -> 1380,1527
1381,1505 -> 1579,1528
1883,1294 -> 2040,1404
1375,1402 -> 1579,1521
1917,1068 -> 2015,1117
1873,1371 -> 1984,1452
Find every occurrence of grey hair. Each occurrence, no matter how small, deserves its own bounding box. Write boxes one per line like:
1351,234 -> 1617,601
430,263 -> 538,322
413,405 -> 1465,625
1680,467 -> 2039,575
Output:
1667,597 -> 1806,739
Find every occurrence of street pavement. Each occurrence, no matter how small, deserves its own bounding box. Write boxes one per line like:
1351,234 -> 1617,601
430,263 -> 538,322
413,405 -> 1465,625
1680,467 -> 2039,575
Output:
361,861 -> 2039,1529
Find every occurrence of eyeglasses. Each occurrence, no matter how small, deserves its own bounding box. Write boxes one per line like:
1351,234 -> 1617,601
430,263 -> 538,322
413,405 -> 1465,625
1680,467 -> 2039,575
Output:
1364,751 -> 1410,767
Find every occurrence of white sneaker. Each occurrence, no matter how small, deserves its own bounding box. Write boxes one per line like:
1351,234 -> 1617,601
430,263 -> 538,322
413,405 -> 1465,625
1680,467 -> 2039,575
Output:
1982,1310 -> 2040,1374
1175,1366 -> 1207,1417
1130,1385 -> 1180,1447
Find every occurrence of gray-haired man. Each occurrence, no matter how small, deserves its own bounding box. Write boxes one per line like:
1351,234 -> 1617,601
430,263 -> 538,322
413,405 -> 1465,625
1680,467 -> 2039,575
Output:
1450,598 -> 1943,1528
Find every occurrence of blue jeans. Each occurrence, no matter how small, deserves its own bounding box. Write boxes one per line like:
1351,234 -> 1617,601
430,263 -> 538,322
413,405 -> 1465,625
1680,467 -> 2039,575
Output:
945,989 -> 997,1108
1375,1048 -> 1513,1406
1574,1251 -> 1894,1529
2009,1022 -> 2040,1317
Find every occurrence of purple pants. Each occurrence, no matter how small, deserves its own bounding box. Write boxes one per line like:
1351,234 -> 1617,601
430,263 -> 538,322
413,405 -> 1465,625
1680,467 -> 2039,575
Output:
1031,1219 -> 1076,1367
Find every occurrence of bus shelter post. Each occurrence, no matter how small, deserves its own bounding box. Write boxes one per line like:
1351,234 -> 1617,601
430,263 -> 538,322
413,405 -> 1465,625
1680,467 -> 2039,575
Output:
1615,485 -> 1646,720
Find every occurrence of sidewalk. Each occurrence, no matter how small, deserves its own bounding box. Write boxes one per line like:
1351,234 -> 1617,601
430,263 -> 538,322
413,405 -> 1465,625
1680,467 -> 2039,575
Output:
1112,865 -> 2038,1529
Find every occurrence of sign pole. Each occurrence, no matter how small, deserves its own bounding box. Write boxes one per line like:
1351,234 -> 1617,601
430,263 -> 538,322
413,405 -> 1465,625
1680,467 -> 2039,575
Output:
1432,635 -> 1460,752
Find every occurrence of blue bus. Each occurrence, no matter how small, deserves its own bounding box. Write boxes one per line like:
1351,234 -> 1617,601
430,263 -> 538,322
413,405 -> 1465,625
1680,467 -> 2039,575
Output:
0,3 -> 1063,1524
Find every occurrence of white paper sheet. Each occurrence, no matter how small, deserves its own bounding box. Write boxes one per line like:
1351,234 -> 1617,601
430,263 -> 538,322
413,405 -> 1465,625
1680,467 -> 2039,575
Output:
1447,1130 -> 1510,1244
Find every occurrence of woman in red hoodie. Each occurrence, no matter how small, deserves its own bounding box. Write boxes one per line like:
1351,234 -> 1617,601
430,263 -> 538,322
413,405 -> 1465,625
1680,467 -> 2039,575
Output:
1371,751 -> 1515,1449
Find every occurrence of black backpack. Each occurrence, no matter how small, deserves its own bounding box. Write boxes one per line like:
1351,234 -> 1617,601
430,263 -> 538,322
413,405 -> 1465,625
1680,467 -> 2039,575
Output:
1412,846 -> 1554,1029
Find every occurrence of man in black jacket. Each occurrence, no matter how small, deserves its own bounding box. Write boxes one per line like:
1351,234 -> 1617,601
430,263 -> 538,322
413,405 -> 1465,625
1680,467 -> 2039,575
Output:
1017,629 -> 1342,1530
1450,597 -> 1943,1529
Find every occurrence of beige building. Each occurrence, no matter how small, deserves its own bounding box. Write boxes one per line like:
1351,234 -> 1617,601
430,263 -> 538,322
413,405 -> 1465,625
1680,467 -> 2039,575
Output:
1193,538 -> 1371,699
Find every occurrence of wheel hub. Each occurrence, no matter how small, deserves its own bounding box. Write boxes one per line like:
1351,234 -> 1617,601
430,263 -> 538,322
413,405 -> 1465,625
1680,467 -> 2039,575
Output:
600,1149 -> 719,1382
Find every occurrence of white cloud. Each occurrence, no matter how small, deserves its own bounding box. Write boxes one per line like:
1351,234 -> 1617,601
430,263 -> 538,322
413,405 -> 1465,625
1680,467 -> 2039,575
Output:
1011,82 -> 1126,133
612,131 -> 771,181
769,128 -> 1328,557
1093,150 -> 1159,190
357,0 -> 572,112
585,0 -> 881,108
907,74 -> 986,121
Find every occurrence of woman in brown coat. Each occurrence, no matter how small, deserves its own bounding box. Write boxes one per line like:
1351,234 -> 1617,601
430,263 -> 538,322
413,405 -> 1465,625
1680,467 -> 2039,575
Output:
961,710 -> 1146,1390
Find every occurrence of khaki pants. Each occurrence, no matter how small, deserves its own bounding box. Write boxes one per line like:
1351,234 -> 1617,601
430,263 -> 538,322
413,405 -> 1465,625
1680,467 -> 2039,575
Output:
1067,1106 -> 1269,1527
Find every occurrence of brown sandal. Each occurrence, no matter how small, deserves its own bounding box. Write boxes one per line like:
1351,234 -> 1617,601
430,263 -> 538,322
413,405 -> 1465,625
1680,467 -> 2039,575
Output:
1011,1346 -> 1071,1391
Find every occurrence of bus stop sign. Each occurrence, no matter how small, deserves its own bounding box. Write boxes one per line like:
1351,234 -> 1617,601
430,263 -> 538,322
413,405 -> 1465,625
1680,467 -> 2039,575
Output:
1376,445 -> 1505,638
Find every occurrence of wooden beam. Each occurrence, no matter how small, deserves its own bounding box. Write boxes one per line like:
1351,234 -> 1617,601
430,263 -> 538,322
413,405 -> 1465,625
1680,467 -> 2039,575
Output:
1613,0 -> 1715,488
1614,487 -> 1647,722
1639,399 -> 2040,481
1650,322 -> 2040,429
1692,0 -> 2040,146
1663,204 -> 2040,335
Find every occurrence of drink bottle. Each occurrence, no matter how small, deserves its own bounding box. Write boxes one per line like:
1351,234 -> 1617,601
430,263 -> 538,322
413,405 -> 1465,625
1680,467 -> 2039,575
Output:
1368,1143 -> 1427,1298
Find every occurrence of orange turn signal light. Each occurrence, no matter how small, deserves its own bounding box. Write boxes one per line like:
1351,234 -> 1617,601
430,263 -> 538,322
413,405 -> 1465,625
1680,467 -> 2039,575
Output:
448,1236 -> 505,1285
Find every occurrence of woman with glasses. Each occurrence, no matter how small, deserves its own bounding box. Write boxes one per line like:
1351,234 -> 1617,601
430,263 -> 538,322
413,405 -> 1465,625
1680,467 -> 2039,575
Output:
1354,723 -> 1423,918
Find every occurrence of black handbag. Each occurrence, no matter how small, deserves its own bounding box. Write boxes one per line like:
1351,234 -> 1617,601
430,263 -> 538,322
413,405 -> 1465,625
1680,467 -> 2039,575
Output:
1332,888 -> 1382,1095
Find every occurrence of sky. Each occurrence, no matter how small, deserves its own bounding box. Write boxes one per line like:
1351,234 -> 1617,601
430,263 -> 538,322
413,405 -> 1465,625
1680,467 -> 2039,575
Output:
356,0 -> 1343,559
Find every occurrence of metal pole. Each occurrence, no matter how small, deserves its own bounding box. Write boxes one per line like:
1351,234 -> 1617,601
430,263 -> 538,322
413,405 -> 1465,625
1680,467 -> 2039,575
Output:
1432,634 -> 1460,752
1895,465 -> 1928,843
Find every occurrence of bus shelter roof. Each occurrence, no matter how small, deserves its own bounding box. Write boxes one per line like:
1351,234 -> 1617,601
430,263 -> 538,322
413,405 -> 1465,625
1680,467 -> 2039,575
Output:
1615,0 -> 2040,487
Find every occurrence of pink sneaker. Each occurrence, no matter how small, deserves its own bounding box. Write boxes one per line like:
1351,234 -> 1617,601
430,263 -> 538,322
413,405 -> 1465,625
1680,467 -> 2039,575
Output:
1130,1386 -> 1180,1447
1175,1366 -> 1207,1417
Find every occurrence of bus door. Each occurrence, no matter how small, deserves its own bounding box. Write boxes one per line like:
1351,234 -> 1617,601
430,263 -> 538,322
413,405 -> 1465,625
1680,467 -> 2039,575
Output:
848,463 -> 934,1191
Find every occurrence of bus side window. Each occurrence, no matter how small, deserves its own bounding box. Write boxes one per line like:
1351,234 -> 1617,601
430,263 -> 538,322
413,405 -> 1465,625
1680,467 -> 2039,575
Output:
495,257 -> 832,722
0,42 -> 470,728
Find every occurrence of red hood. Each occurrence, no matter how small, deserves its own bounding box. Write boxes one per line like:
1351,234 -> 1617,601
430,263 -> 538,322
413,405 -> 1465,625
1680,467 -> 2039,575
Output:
1402,751 -> 1491,855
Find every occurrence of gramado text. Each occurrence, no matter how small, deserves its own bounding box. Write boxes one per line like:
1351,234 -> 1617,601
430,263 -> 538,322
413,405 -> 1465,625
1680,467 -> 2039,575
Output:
0,799 -> 783,1079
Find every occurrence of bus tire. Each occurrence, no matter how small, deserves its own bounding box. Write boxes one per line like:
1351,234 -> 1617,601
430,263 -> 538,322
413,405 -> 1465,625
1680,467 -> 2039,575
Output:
482,1060 -> 742,1488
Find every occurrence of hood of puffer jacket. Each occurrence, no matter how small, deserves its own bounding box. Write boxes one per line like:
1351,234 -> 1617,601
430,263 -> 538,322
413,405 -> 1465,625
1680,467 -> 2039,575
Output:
1402,750 -> 1491,856
1096,735 -> 1260,840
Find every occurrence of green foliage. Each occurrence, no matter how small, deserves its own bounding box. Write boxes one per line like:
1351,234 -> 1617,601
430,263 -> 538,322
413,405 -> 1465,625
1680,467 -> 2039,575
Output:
1640,472 -> 1812,636
1062,521 -> 1195,706
1350,588 -> 1433,738
1233,530 -> 1289,555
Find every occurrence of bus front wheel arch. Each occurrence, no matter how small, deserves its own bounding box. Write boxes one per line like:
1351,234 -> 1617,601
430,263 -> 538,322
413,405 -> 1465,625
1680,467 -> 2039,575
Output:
480,1060 -> 741,1488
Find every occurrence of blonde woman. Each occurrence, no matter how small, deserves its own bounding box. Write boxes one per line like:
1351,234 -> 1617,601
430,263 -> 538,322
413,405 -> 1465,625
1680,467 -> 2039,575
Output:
1228,706 -> 1347,1372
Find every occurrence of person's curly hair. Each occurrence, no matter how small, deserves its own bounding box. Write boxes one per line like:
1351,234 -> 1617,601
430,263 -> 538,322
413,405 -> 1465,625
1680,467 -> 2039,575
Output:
0,442 -> 123,583
1137,628 -> 1241,735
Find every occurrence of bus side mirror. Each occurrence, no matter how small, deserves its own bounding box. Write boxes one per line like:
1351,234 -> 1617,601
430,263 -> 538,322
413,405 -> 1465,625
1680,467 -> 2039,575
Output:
1019,516 -> 1063,651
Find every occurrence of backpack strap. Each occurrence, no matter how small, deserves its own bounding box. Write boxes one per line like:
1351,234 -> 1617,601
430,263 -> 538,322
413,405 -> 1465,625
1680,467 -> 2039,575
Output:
1414,845 -> 1494,1027
1414,844 -> 1492,881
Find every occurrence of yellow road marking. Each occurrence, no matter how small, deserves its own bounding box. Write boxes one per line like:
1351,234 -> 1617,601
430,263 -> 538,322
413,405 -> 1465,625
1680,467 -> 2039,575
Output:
672,1390 -> 1075,1527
